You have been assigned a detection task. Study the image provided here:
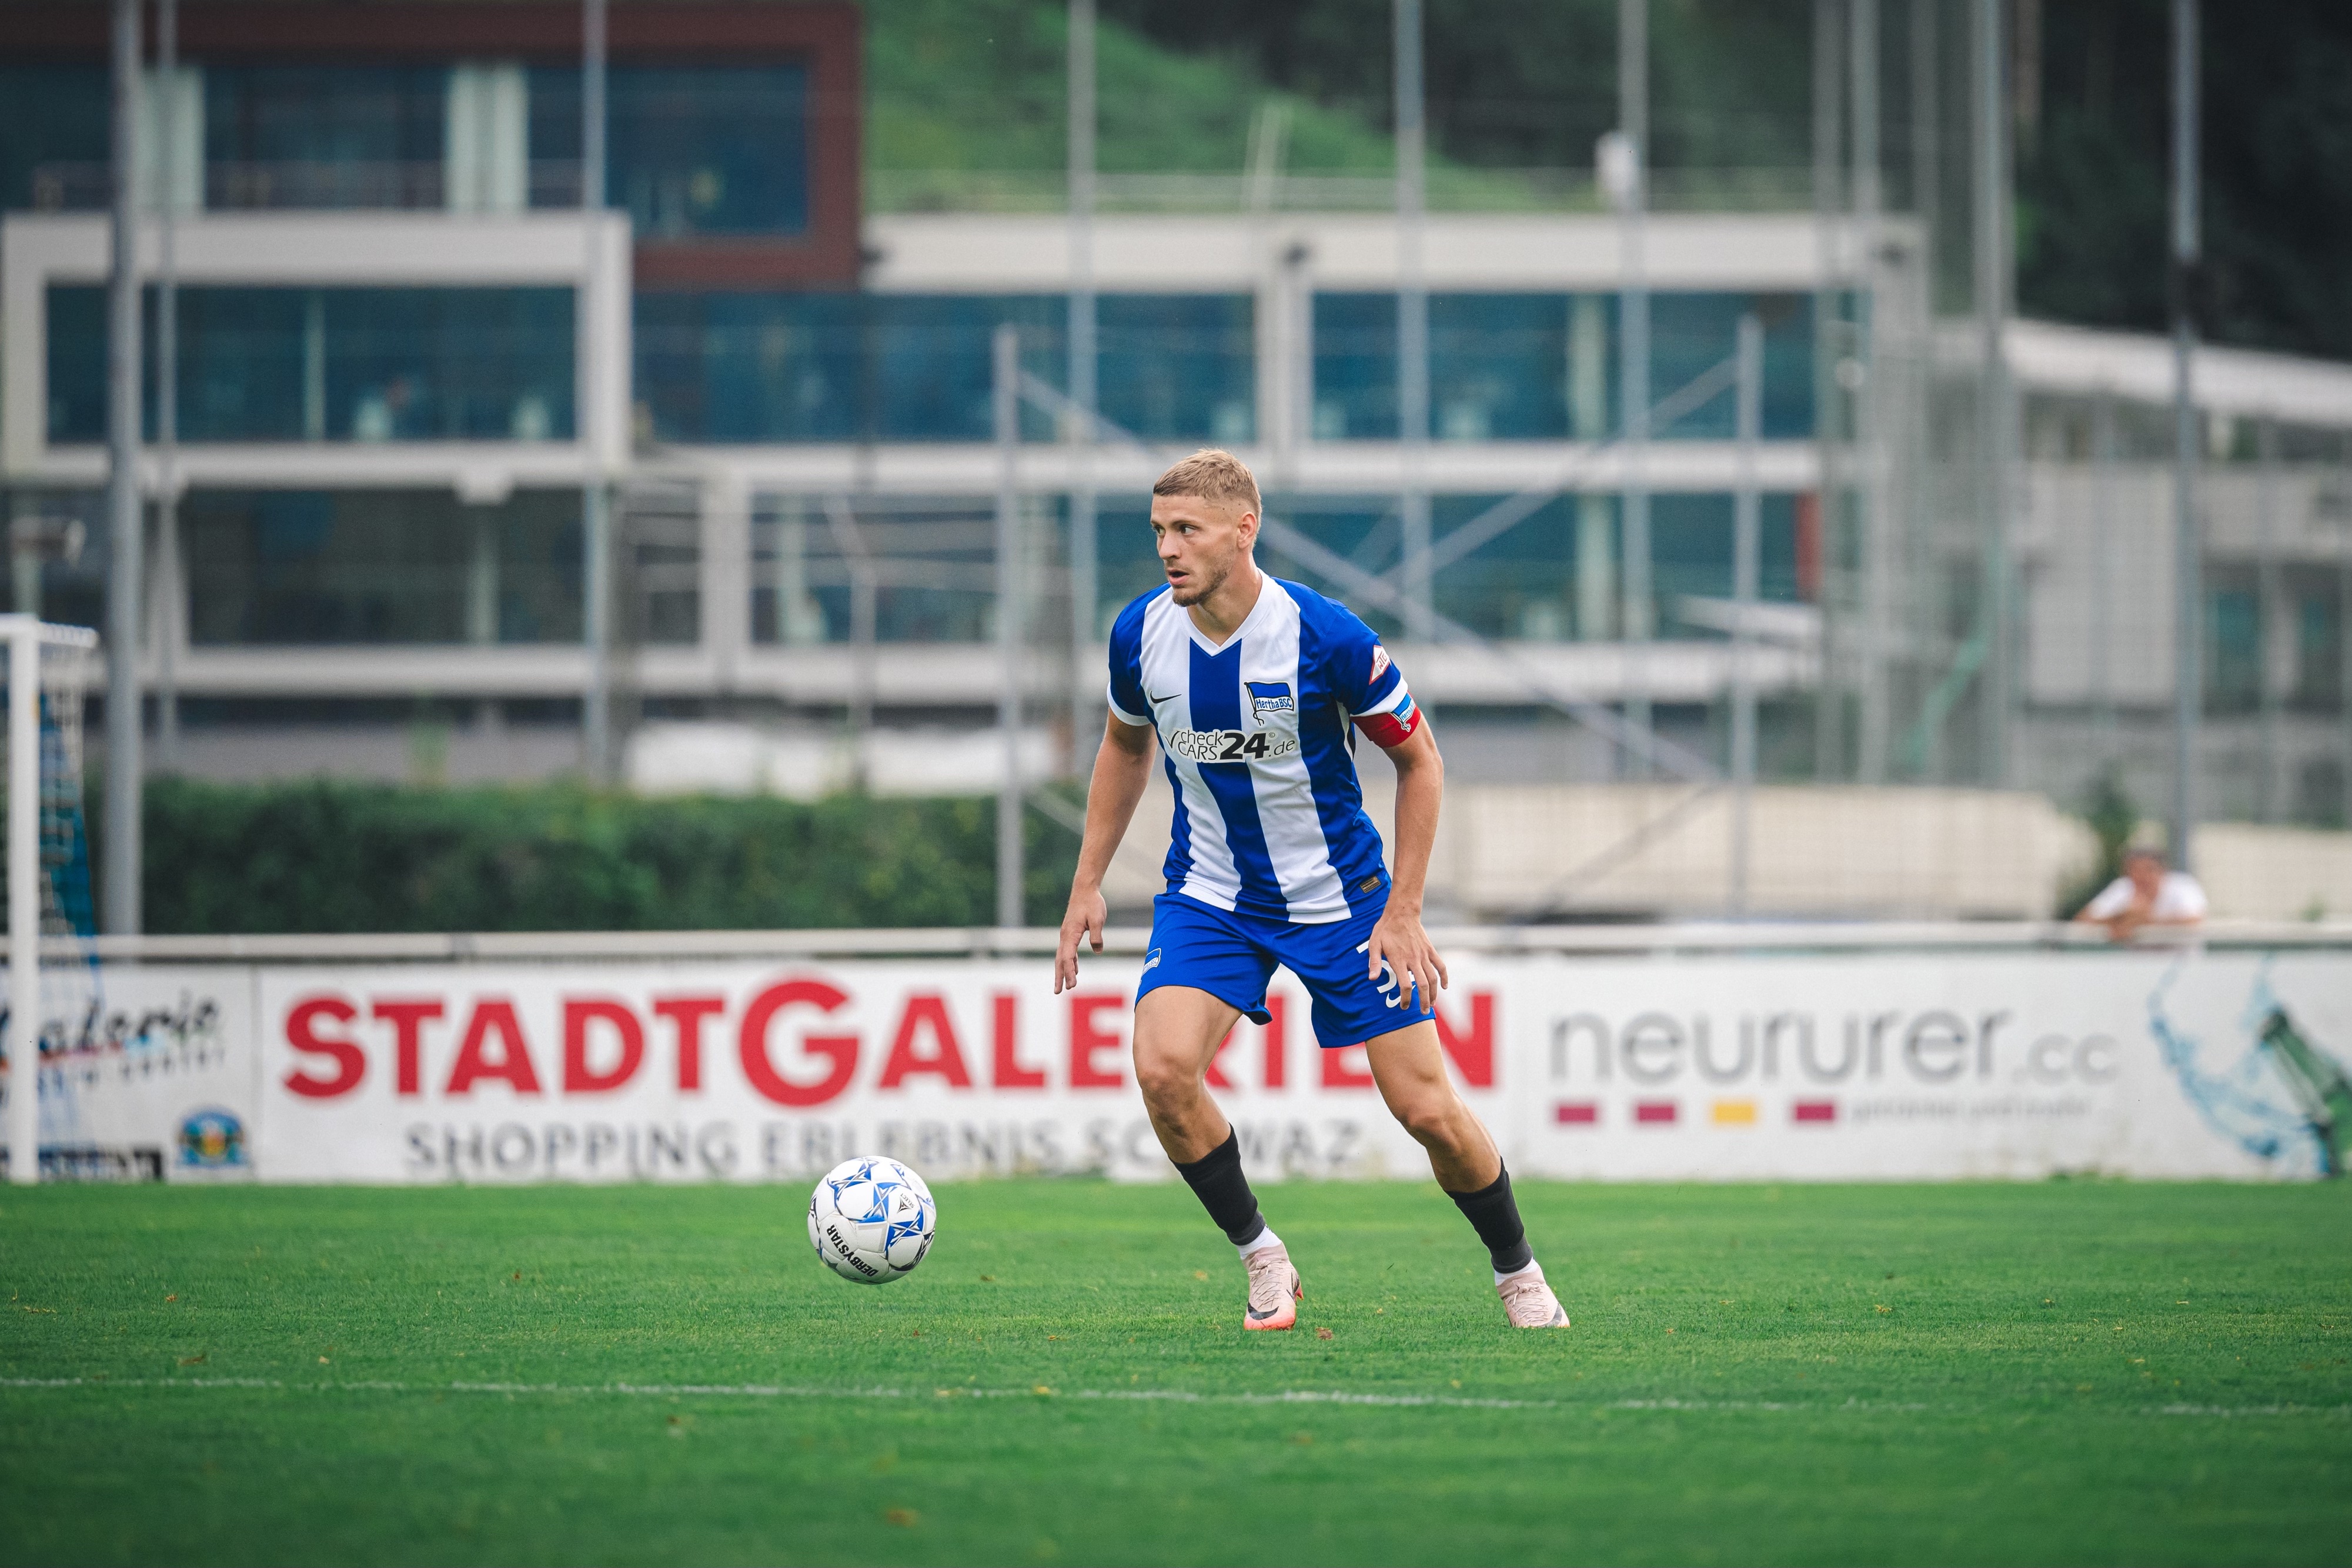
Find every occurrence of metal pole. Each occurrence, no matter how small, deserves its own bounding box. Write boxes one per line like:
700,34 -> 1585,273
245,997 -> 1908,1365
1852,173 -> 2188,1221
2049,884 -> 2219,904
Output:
1730,315 -> 1763,917
1395,0 -> 1432,645
2257,413 -> 2279,822
6,622 -> 38,1183
1619,0 -> 1652,773
2341,539 -> 2352,835
155,0 -> 179,771
994,325 -> 1025,931
818,496 -> 876,790
1852,0 -> 1890,784
2090,386 -> 2117,763
1812,0 -> 1843,782
1906,0 -> 1940,781
850,566 -> 876,788
580,0 -> 612,784
1067,0 -> 1098,764
103,0 -> 142,938
1972,0 -> 2012,788
1910,0 -> 1939,289
2168,0 -> 2200,868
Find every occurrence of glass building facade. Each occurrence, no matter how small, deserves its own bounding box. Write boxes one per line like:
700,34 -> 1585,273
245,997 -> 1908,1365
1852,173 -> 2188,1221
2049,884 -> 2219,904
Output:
185,488 -> 583,646
47,285 -> 576,444
527,65 -> 811,235
0,66 -> 109,210
634,293 -> 1256,445
203,65 -> 447,208
1314,292 -> 1821,442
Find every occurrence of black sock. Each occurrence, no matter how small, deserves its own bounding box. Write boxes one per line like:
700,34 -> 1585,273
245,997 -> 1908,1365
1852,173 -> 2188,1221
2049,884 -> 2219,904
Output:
1446,1164 -> 1533,1274
1173,1128 -> 1267,1247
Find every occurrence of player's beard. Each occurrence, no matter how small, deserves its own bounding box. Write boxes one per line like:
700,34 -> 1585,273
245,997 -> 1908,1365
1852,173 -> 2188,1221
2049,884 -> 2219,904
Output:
1167,546 -> 1231,607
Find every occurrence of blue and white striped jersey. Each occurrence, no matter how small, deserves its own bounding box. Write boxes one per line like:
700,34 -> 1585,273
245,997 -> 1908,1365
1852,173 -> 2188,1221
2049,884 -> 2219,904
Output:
1107,576 -> 1422,924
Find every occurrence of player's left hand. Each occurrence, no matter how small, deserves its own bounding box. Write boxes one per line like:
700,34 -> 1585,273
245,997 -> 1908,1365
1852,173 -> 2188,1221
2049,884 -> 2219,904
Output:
1366,905 -> 1448,1015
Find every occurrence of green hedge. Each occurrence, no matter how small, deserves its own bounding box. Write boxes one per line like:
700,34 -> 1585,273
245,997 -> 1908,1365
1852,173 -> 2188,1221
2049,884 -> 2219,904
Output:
132,777 -> 1082,935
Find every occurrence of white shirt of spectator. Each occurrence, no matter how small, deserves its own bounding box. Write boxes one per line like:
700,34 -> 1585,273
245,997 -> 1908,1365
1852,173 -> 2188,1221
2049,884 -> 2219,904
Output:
2082,870 -> 2208,922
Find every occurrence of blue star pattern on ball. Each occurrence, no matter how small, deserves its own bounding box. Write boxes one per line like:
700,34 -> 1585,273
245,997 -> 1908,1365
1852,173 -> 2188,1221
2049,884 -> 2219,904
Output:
883,1188 -> 931,1252
808,1156 -> 938,1285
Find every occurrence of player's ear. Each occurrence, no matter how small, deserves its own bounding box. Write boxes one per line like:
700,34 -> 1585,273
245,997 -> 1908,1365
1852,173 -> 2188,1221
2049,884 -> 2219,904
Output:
1235,508 -> 1259,550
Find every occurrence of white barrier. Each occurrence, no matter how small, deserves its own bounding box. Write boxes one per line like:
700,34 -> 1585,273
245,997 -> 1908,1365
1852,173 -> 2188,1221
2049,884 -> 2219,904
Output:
6,929 -> 2347,1183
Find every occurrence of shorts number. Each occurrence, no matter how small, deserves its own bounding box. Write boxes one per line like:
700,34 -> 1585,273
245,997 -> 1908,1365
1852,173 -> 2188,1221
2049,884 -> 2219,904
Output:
1355,939 -> 1406,1010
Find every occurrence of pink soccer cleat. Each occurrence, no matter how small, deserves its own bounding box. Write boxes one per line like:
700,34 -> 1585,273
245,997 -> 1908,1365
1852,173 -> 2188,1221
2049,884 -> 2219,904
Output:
1497,1263 -> 1570,1329
1241,1241 -> 1302,1331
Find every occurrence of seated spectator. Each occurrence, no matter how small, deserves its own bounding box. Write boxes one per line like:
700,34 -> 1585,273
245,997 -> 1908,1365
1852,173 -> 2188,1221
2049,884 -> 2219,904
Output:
2074,841 -> 2207,941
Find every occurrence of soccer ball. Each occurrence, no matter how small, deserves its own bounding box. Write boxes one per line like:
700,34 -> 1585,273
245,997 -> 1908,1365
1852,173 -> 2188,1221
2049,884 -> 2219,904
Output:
807,1156 -> 937,1285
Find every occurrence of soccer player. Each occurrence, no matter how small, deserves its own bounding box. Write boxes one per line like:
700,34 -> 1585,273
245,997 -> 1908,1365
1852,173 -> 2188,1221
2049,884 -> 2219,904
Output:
1054,449 -> 1568,1332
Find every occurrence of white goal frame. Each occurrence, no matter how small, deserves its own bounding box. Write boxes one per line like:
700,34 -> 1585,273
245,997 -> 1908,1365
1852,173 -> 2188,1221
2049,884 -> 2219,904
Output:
4,615 -> 99,1186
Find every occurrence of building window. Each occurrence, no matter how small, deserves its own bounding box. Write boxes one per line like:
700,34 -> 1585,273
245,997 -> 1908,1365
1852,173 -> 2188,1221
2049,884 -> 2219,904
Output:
203,65 -> 448,209
1098,295 -> 1254,444
184,489 -> 582,647
634,292 -> 867,443
0,66 -> 111,211
530,64 -> 811,237
1650,295 -> 1819,440
2292,590 -> 2342,711
1425,490 -> 1806,643
46,285 -> 574,444
1312,291 -> 1819,442
2207,585 -> 2261,714
636,292 -> 1254,445
1312,294 -> 1404,440
1430,492 -> 1582,638
750,496 -> 996,646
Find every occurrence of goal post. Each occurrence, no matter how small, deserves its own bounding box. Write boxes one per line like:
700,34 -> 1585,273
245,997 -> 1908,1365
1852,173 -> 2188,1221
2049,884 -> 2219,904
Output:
4,616 -> 100,1186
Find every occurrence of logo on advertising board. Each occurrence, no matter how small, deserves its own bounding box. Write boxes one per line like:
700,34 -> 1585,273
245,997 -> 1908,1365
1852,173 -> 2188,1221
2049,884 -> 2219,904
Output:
178,1108 -> 246,1170
1526,953 -> 2352,1181
262,969 -> 1500,1185
1541,994 -> 2097,1134
2150,963 -> 2352,1178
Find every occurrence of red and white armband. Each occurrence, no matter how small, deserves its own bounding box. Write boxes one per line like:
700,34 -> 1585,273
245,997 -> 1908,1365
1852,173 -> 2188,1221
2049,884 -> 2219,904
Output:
1354,689 -> 1422,748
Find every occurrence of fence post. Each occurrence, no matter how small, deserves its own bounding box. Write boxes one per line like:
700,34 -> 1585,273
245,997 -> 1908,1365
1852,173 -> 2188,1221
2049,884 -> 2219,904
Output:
8,620 -> 40,1183
994,326 -> 1025,931
1730,316 -> 1763,916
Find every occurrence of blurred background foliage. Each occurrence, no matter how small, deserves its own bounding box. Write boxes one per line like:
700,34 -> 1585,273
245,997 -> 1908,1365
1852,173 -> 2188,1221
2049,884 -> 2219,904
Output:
128,778 -> 1081,934
866,0 -> 2352,360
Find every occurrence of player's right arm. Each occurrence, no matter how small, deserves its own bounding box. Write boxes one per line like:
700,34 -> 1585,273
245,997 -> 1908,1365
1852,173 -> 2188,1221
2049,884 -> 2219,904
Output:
1055,711 -> 1156,992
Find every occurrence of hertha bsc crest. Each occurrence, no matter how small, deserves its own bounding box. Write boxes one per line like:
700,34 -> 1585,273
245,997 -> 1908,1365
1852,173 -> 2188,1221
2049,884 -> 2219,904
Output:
1246,681 -> 1295,718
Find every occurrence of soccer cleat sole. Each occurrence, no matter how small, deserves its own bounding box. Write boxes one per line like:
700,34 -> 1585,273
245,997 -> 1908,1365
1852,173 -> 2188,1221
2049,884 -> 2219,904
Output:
1243,1271 -> 1303,1331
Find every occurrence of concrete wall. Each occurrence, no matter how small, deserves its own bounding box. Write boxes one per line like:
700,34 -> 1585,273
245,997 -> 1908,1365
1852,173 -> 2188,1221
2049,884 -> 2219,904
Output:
2196,824 -> 2352,921
1107,780 -> 2100,922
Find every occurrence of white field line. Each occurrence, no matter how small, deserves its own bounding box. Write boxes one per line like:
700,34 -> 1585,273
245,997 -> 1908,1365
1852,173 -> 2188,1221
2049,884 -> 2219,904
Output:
4,1377 -> 2348,1419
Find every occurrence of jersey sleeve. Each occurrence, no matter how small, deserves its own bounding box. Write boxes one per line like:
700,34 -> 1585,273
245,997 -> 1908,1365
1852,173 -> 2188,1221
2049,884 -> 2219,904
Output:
1105,595 -> 1153,727
2160,873 -> 2209,920
2079,877 -> 2132,920
1321,601 -> 1422,748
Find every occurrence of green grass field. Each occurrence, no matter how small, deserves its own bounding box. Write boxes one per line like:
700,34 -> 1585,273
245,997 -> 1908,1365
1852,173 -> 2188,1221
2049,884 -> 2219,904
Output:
4,1179 -> 2348,1566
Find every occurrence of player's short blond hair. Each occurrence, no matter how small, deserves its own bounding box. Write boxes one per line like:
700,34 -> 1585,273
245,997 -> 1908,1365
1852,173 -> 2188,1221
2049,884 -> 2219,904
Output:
1152,449 -> 1261,516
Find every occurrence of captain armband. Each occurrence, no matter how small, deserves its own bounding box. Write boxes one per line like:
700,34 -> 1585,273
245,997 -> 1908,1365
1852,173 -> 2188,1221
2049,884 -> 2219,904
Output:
1354,691 -> 1422,748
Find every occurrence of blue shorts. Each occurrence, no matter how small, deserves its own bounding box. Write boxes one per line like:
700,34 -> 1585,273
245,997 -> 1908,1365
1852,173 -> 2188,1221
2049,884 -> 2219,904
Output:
1135,891 -> 1434,1051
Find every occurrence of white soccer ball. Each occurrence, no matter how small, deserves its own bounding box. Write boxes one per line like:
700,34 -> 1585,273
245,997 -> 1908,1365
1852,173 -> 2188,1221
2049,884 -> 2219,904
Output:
807,1156 -> 937,1285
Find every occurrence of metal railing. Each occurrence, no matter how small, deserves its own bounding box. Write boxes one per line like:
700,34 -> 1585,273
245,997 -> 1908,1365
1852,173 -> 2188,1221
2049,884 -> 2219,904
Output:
29,160 -> 586,213
16,919 -> 2350,964
866,166 -> 1817,216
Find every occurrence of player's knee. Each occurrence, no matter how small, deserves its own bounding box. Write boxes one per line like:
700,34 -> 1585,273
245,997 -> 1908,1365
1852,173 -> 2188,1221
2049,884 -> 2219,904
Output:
1131,1045 -> 1201,1110
1394,1094 -> 1461,1152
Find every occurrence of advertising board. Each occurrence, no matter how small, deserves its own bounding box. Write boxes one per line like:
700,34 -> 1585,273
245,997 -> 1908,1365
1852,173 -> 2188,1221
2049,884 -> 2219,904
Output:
6,965 -> 258,1182
8,945 -> 2346,1183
